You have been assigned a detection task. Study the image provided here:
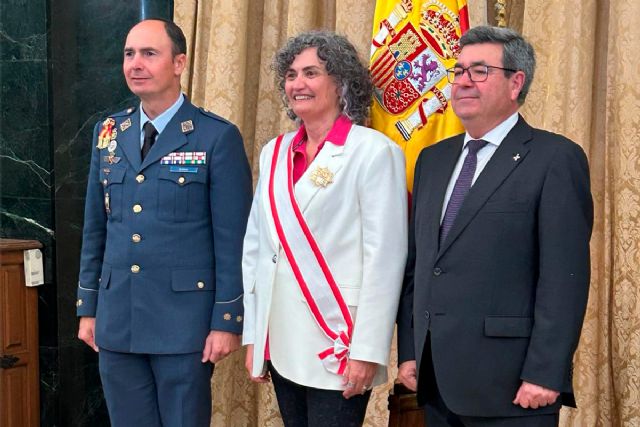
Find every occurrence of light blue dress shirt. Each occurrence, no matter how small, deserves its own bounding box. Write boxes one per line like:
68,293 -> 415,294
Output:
138,93 -> 185,148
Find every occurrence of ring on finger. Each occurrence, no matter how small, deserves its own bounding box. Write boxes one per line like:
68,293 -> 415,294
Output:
346,381 -> 355,388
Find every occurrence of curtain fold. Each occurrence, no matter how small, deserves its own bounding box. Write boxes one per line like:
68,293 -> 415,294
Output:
521,1 -> 640,426
174,0 -> 640,425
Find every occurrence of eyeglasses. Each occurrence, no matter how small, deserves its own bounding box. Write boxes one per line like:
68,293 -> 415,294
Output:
446,65 -> 518,84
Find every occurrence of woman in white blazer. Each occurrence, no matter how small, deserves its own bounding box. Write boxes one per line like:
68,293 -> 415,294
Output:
242,31 -> 408,426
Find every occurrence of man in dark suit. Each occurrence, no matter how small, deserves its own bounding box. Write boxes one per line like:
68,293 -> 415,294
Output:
396,26 -> 593,427
76,19 -> 252,426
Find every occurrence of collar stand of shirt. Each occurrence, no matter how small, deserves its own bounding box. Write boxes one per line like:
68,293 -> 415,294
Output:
138,93 -> 185,148
463,111 -> 519,150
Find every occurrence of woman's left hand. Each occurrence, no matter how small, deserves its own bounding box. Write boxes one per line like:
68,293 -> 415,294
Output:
342,359 -> 377,399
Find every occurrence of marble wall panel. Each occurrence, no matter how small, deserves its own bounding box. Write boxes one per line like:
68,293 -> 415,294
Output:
2,0 -> 173,425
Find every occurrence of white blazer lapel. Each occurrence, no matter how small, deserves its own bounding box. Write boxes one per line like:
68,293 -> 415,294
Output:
295,142 -> 345,213
261,172 -> 280,250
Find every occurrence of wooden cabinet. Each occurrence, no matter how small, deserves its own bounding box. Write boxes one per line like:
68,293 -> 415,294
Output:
0,239 -> 41,427
388,383 -> 426,427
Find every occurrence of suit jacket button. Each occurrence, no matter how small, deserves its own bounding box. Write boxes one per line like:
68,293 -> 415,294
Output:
133,204 -> 142,213
136,174 -> 145,183
433,267 -> 442,276
131,264 -> 140,273
197,281 -> 205,289
132,234 -> 141,243
272,254 -> 277,263
424,311 -> 430,320
102,179 -> 108,186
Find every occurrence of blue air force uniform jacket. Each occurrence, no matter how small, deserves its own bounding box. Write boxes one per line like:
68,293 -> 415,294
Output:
76,99 -> 252,354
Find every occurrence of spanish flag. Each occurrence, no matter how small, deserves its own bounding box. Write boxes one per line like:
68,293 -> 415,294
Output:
370,0 -> 469,191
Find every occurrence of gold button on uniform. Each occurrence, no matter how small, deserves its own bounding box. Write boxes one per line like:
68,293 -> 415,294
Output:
102,179 -> 108,186
197,281 -> 205,289
76,299 -> 83,307
131,264 -> 140,273
132,234 -> 141,243
178,176 -> 186,185
236,315 -> 243,323
133,204 -> 142,213
136,174 -> 145,183
223,313 -> 232,321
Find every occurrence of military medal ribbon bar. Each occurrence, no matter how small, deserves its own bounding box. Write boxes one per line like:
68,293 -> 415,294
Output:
160,151 -> 207,165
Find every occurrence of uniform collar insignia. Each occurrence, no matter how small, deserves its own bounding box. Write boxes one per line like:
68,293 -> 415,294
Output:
181,120 -> 194,133
120,118 -> 132,132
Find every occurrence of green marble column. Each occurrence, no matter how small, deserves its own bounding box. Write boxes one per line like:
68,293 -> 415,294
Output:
1,1 -> 174,425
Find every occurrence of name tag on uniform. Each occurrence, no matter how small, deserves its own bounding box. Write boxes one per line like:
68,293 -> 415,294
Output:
169,166 -> 199,173
161,151 -> 206,165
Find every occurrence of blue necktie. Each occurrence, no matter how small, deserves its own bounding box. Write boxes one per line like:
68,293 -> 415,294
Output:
440,139 -> 488,243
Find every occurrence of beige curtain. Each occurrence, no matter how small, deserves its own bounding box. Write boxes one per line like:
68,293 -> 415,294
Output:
174,0 -> 640,425
520,1 -> 640,426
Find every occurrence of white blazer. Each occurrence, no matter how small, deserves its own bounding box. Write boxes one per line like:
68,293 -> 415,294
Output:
242,124 -> 408,390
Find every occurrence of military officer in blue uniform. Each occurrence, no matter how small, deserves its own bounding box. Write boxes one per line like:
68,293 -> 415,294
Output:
76,18 -> 252,427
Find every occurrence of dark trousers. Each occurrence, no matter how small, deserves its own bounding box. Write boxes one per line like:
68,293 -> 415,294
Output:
269,362 -> 371,427
420,334 -> 559,427
99,348 -> 214,427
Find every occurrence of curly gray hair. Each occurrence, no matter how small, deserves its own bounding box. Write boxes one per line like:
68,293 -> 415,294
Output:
273,30 -> 373,125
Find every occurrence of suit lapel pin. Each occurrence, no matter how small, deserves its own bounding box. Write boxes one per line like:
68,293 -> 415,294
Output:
513,153 -> 521,161
181,120 -> 194,133
309,166 -> 334,188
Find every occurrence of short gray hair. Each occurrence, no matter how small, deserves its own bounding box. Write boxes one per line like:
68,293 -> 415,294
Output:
273,30 -> 373,124
460,26 -> 536,104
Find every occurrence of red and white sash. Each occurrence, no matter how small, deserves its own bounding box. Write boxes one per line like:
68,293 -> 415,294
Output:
268,133 -> 353,375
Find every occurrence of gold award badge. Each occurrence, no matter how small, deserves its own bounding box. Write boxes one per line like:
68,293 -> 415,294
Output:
309,166 -> 334,188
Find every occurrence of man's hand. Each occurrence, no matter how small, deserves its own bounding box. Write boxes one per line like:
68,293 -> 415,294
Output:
78,317 -> 98,352
513,381 -> 560,409
342,359 -> 377,399
397,360 -> 418,392
201,330 -> 240,363
244,344 -> 270,383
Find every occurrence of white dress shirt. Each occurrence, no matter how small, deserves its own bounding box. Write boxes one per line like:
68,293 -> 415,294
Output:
441,112 -> 519,222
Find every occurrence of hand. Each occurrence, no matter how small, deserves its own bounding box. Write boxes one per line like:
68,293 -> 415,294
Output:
244,344 -> 270,383
201,330 -> 241,363
397,360 -> 418,392
78,317 -> 99,352
513,381 -> 560,409
342,359 -> 377,399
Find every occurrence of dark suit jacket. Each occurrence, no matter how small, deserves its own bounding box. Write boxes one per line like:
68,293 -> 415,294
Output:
76,99 -> 252,354
397,115 -> 593,417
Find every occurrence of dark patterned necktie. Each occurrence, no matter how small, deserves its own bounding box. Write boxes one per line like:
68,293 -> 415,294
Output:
141,121 -> 158,160
440,139 -> 489,243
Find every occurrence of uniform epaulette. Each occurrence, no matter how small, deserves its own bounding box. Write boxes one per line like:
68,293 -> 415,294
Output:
109,106 -> 137,117
198,107 -> 230,125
